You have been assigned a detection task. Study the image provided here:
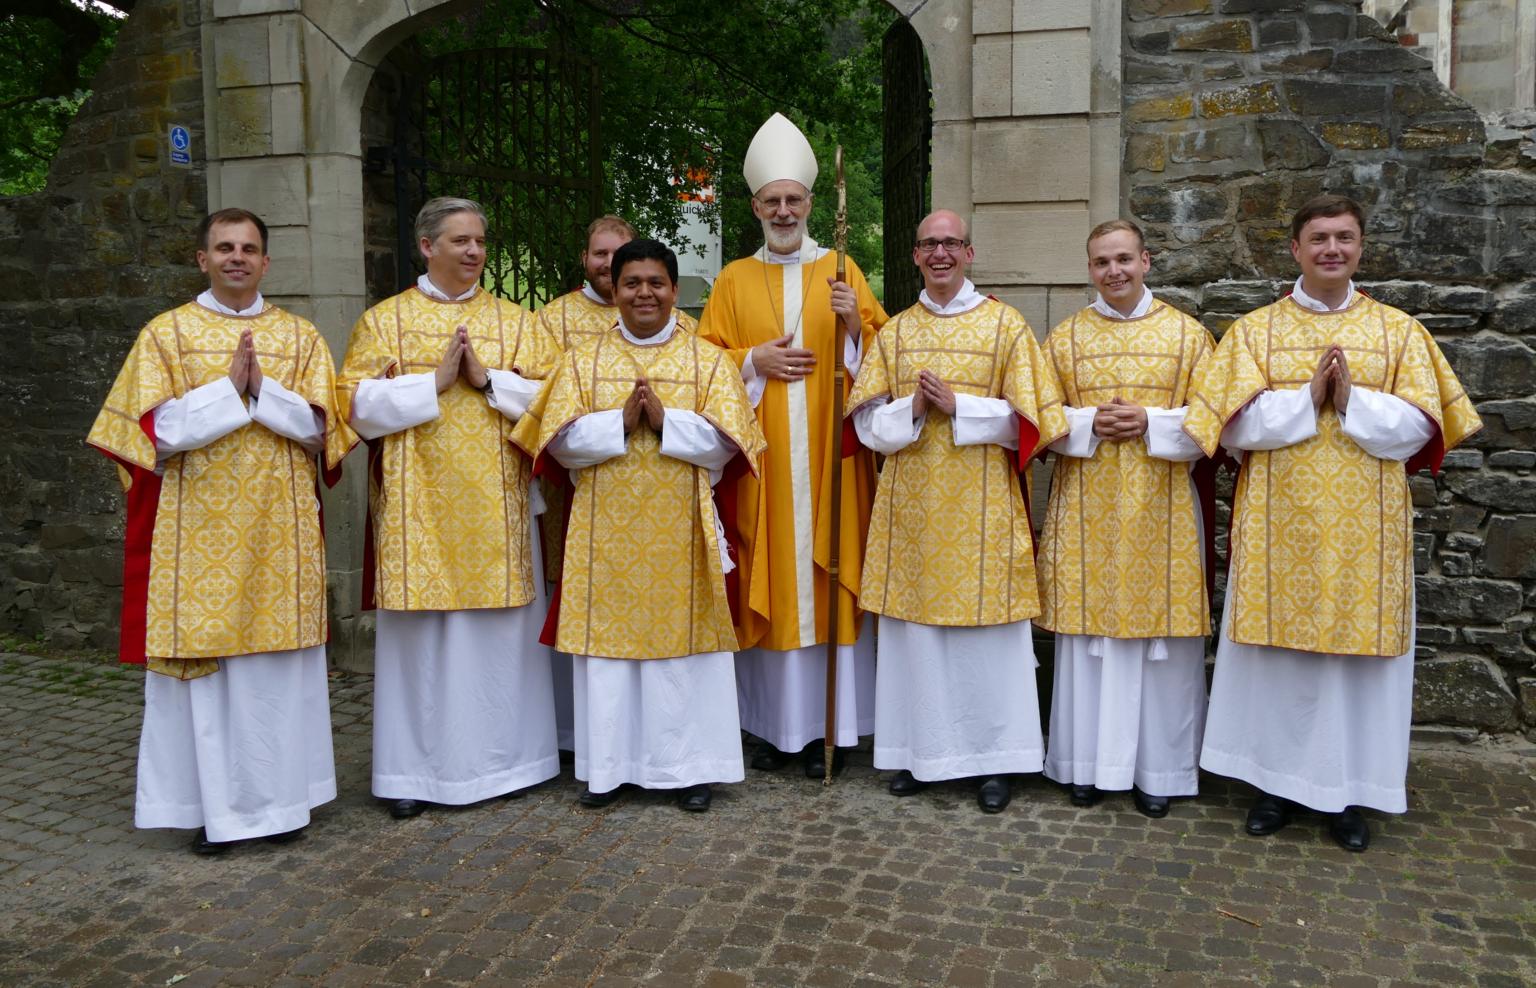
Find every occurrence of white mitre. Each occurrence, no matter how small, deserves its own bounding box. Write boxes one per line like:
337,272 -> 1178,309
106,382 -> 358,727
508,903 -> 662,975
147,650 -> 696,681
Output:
743,112 -> 818,195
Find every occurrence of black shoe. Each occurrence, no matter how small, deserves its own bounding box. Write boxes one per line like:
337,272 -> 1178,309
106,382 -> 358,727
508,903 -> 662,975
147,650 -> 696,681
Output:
578,786 -> 624,808
1244,794 -> 1293,836
888,769 -> 927,796
1132,788 -> 1170,819
977,776 -> 1012,813
678,784 -> 713,812
1069,784 -> 1100,807
802,742 -> 847,779
750,741 -> 795,772
191,828 -> 233,856
389,799 -> 427,819
1330,807 -> 1370,852
265,826 -> 307,845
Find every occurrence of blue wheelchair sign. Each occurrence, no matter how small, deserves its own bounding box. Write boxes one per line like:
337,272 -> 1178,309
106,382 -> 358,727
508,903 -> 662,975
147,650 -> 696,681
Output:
168,125 -> 192,167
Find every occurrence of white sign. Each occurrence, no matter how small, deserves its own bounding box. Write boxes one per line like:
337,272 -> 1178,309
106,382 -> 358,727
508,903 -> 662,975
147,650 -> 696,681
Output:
168,125 -> 192,168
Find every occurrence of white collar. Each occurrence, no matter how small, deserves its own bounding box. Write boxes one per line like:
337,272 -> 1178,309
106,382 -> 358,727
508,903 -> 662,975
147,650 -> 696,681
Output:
581,282 -> 612,305
417,274 -> 478,302
1089,286 -> 1155,320
1290,276 -> 1357,313
919,279 -> 985,316
197,290 -> 265,317
756,235 -> 825,265
617,312 -> 678,346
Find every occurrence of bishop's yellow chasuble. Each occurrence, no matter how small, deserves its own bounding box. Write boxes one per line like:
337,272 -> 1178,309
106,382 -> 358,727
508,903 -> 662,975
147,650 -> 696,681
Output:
86,302 -> 355,679
848,298 -> 1068,627
697,246 -> 887,650
1185,294 -> 1482,657
337,287 -> 559,611
512,328 -> 767,659
1037,303 -> 1215,639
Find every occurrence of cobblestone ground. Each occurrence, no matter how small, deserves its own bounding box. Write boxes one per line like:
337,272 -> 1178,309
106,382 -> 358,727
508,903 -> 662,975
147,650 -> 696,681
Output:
1,651 -> 1534,987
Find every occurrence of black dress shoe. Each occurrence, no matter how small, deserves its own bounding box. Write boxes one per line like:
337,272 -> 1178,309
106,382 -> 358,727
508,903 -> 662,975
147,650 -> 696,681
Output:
1069,784 -> 1100,807
888,769 -> 928,796
1244,794 -> 1293,836
977,776 -> 1012,813
801,742 -> 847,779
578,786 -> 624,808
265,825 -> 307,845
677,784 -> 713,812
1132,788 -> 1170,818
191,828 -> 233,856
749,741 -> 795,772
389,798 -> 427,819
1330,806 -> 1370,852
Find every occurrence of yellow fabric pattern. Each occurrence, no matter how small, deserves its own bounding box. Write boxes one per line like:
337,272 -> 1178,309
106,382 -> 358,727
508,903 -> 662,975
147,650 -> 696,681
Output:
848,298 -> 1068,627
86,302 -> 354,677
1037,303 -> 1214,639
697,250 -> 887,650
512,328 -> 766,659
1185,294 -> 1483,657
337,287 -> 559,611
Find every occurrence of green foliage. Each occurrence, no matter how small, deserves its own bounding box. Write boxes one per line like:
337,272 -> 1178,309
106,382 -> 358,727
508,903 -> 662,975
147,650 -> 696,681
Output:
0,4 -> 124,196
420,0 -> 896,279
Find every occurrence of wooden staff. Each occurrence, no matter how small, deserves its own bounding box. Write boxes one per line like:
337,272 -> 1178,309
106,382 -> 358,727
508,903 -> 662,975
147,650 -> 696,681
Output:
824,145 -> 849,786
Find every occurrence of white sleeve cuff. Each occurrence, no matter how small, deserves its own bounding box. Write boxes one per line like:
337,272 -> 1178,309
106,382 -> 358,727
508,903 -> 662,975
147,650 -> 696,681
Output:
250,377 -> 325,452
853,395 -> 923,455
1143,407 -> 1203,462
952,393 -> 1018,450
547,409 -> 627,469
351,373 -> 440,440
1219,387 -> 1318,454
485,368 -> 542,421
740,350 -> 766,409
1048,406 -> 1102,458
1338,388 -> 1436,462
659,408 -> 737,475
844,332 -> 863,377
153,377 -> 252,456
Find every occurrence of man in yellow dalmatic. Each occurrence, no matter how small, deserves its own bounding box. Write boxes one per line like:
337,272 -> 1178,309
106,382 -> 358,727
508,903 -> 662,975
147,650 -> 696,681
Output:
848,209 -> 1068,813
514,239 -> 766,812
698,112 -> 887,778
87,208 -> 354,854
1037,220 -> 1215,820
1186,195 -> 1482,851
337,197 -> 562,820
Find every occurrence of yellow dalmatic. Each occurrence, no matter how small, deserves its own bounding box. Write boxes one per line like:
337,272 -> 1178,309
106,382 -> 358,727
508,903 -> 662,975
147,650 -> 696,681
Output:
1185,294 -> 1482,657
697,244 -> 887,650
1037,303 -> 1215,639
86,302 -> 355,680
513,327 -> 766,659
336,287 -> 559,611
848,298 -> 1069,626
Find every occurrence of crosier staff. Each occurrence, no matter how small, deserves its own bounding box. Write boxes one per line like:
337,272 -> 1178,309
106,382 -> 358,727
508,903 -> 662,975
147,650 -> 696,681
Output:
823,145 -> 849,786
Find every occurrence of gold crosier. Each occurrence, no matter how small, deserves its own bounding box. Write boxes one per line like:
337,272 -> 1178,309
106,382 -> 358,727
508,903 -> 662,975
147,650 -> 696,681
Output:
823,146 -> 849,785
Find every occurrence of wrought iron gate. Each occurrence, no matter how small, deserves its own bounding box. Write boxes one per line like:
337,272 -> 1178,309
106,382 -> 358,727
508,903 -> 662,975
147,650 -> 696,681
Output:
881,20 -> 931,314
381,48 -> 603,308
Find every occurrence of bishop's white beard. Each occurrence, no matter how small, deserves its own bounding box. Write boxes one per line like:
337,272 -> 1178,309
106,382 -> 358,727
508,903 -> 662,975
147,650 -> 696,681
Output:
761,217 -> 807,256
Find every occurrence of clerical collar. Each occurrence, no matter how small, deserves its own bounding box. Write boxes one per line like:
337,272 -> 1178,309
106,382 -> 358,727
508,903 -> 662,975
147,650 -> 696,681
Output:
581,282 -> 612,305
1290,276 -> 1356,313
919,279 -> 985,316
197,290 -> 265,316
617,312 -> 678,346
1090,286 -> 1155,320
417,274 -> 478,302
756,236 -> 821,265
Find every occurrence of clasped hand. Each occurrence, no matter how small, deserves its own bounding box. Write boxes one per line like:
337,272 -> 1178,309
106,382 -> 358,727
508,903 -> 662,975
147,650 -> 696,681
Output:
911,369 -> 956,418
750,278 -> 861,383
227,328 -> 264,398
622,377 -> 665,436
434,325 -> 490,393
1092,396 -> 1148,441
1308,344 -> 1352,413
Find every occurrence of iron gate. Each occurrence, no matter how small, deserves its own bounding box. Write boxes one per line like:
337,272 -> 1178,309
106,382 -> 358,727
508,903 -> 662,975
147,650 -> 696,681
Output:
382,47 -> 603,308
881,20 -> 931,314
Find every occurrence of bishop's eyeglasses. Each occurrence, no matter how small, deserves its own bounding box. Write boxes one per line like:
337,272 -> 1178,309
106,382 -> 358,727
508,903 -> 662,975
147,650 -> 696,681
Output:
754,194 -> 810,212
915,238 -> 970,253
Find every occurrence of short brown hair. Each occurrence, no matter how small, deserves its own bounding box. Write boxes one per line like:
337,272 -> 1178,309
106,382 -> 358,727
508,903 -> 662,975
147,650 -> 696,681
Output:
198,208 -> 268,254
1086,219 -> 1145,253
1290,194 -> 1365,242
586,214 -> 637,248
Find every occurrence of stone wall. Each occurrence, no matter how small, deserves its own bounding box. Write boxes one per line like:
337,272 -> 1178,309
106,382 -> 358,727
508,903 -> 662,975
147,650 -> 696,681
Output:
1124,0 -> 1536,737
0,0 -> 208,650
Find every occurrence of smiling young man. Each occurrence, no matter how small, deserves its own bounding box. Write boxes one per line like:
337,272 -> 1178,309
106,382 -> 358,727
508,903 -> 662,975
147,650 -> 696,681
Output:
1036,220 -> 1216,819
1186,194 -> 1482,851
88,208 -> 354,854
847,209 -> 1067,813
514,239 -> 766,812
338,196 -> 563,820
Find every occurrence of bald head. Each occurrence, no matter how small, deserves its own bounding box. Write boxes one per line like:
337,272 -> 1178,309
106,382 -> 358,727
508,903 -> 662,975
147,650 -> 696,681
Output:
912,209 -> 974,306
917,209 -> 969,243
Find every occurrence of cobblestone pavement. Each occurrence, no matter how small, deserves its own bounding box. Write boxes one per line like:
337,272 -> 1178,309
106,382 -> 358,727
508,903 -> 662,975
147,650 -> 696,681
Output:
2,651 -> 1534,987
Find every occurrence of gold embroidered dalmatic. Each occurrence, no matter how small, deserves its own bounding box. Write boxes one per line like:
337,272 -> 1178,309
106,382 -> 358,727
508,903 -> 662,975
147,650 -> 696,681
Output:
336,287 -> 559,611
848,299 -> 1068,627
512,328 -> 766,659
1037,303 -> 1214,639
86,302 -> 355,679
697,248 -> 887,650
1185,294 -> 1482,657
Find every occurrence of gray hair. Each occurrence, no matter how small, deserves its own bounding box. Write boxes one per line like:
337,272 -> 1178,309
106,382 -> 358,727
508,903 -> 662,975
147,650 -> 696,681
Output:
415,197 -> 488,254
